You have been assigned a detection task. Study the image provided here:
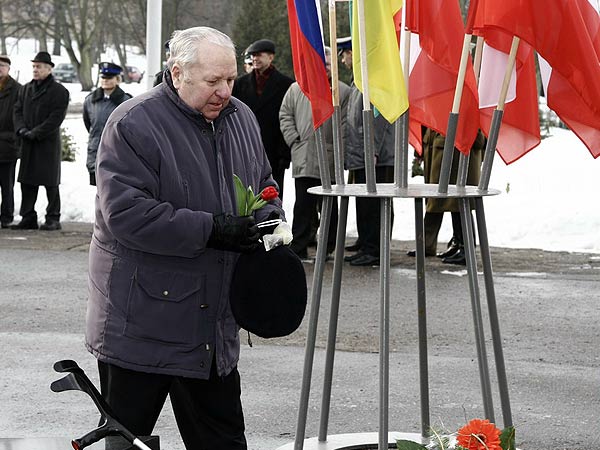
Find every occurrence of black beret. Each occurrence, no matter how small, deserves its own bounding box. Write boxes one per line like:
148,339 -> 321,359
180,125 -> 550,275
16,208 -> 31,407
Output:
246,39 -> 276,54
0,55 -> 11,65
230,245 -> 307,338
337,36 -> 352,55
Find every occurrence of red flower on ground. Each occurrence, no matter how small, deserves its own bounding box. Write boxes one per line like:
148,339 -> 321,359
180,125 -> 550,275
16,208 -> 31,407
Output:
260,186 -> 279,201
456,419 -> 502,450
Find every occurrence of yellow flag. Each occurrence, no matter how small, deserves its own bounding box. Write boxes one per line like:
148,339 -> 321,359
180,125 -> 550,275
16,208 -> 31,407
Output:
352,0 -> 408,123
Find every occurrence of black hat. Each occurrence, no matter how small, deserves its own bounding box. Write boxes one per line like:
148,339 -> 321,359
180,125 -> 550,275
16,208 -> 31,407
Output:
337,36 -> 352,56
246,39 -> 276,55
230,245 -> 307,339
31,51 -> 55,67
99,62 -> 123,78
0,55 -> 11,65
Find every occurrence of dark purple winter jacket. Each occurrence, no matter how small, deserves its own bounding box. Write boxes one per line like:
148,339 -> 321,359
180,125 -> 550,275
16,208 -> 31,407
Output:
86,74 -> 283,379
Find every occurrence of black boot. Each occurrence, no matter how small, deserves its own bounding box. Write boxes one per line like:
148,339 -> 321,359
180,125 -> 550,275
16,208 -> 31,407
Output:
11,217 -> 39,230
442,246 -> 466,265
437,236 -> 461,258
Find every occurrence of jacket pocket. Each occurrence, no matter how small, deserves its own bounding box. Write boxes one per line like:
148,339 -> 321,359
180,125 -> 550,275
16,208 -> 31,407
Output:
124,267 -> 206,346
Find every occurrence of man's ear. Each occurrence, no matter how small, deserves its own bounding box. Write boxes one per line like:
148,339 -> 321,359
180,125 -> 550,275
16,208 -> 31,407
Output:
171,64 -> 183,89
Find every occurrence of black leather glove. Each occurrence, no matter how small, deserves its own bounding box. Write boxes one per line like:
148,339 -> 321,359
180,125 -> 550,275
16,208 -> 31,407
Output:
22,130 -> 34,140
16,128 -> 29,137
207,213 -> 260,253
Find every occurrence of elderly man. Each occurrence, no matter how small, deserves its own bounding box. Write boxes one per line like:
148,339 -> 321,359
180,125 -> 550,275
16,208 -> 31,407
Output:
232,39 -> 293,198
83,62 -> 131,186
86,27 -> 283,449
279,47 -> 351,259
12,51 -> 69,231
0,55 -> 21,228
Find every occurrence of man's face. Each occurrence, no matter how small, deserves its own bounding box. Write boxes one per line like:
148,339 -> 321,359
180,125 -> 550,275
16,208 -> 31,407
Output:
341,49 -> 352,70
32,62 -> 52,81
325,53 -> 332,79
250,51 -> 274,73
0,61 -> 10,80
171,43 -> 237,121
100,76 -> 119,92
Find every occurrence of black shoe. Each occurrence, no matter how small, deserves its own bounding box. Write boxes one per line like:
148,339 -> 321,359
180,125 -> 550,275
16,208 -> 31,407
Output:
291,248 -> 308,259
442,247 -> 466,265
1,221 -> 12,229
11,219 -> 39,230
406,249 -> 436,257
349,253 -> 380,266
344,241 -> 361,252
344,251 -> 364,262
437,245 -> 460,259
39,221 -> 62,231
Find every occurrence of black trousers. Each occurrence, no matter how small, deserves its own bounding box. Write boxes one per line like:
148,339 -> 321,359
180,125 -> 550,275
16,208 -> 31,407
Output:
0,161 -> 16,224
98,361 -> 247,450
19,183 -> 61,222
290,177 -> 338,256
271,166 -> 286,200
352,166 -> 394,257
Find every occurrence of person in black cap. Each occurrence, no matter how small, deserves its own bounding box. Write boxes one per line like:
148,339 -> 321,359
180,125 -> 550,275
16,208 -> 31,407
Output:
12,51 -> 69,231
0,55 -> 22,228
83,62 -> 132,186
232,38 -> 294,199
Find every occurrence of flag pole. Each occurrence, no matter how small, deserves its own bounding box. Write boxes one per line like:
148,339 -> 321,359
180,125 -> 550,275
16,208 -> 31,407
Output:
395,7 -> 411,189
437,32 -> 472,193
329,0 -> 345,186
356,0 -> 377,193
478,36 -> 520,190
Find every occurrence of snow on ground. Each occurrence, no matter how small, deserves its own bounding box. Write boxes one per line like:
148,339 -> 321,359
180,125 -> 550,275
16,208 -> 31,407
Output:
5,39 -> 600,254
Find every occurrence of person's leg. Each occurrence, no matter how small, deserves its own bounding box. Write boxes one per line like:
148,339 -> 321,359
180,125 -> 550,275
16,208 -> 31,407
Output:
98,361 -> 172,435
170,363 -> 247,450
271,166 -> 285,200
290,177 -> 317,258
17,183 -> 39,225
44,185 -> 61,223
0,161 -> 16,225
424,212 -> 443,256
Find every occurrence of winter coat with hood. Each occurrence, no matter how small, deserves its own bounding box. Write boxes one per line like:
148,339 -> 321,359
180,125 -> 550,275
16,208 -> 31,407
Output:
0,76 -> 21,162
83,85 -> 132,173
279,80 -> 351,180
13,74 -> 69,186
344,83 -> 395,170
86,71 -> 283,380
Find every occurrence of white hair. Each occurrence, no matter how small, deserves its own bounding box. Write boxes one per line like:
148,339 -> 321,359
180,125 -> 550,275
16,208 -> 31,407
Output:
167,27 -> 236,76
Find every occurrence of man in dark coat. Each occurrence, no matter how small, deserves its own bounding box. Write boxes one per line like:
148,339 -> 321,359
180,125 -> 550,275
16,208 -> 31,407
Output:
12,51 -> 69,230
0,55 -> 21,228
232,39 -> 293,198
86,27 -> 284,449
83,62 -> 131,185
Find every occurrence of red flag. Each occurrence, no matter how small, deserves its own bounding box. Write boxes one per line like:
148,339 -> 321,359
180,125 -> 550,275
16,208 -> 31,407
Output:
405,0 -> 480,156
477,29 -> 541,164
472,0 -> 600,159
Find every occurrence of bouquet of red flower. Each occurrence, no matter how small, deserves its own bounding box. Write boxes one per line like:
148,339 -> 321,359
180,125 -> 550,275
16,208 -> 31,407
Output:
233,174 -> 279,216
397,419 -> 515,450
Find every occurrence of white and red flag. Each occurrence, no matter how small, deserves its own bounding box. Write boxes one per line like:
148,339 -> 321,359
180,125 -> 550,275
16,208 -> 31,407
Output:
472,0 -> 600,159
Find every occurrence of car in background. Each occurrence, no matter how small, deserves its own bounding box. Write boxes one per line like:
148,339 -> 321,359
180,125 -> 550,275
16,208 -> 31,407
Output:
53,63 -> 78,83
125,65 -> 144,83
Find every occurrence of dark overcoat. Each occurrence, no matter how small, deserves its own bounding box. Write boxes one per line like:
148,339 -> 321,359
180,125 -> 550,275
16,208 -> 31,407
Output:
232,68 -> 294,171
0,76 -> 22,162
423,128 -> 485,213
13,74 -> 69,186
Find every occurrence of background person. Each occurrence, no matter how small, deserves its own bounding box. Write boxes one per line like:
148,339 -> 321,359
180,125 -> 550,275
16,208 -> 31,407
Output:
12,51 -> 69,231
232,38 -> 293,199
0,55 -> 21,229
83,62 -> 132,186
86,27 -> 283,450
279,46 -> 350,260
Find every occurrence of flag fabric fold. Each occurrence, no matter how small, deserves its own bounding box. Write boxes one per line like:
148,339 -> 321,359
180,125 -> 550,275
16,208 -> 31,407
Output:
405,0 -> 480,156
472,0 -> 600,159
287,0 -> 334,129
351,0 -> 408,124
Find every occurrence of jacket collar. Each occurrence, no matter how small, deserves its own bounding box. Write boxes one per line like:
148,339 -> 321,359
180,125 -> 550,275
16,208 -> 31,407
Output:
91,85 -> 126,103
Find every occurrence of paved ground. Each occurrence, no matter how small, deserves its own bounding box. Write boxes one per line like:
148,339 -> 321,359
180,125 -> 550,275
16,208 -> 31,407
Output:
1,223 -> 599,450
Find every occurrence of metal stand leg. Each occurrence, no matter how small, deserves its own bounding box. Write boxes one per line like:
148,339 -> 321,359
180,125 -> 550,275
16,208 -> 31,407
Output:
475,198 -> 513,428
378,199 -> 392,450
414,199 -> 430,437
459,198 -> 495,421
319,197 -> 350,441
294,196 -> 334,450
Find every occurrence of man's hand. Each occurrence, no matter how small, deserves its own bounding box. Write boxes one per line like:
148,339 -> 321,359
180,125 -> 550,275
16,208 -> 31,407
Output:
16,128 -> 29,137
207,213 -> 260,254
22,130 -> 35,140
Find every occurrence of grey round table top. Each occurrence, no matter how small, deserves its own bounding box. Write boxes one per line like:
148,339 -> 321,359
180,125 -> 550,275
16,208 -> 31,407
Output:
307,183 -> 501,199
